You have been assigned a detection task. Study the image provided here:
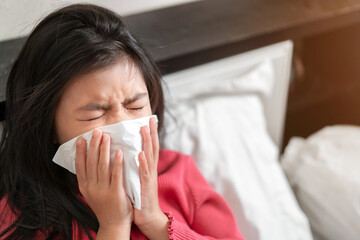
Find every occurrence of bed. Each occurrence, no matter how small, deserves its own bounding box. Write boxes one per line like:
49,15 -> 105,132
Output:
159,38 -> 360,240
2,0 -> 360,239
160,41 -> 312,240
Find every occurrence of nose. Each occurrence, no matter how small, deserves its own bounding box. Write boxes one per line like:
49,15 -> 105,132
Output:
105,110 -> 133,126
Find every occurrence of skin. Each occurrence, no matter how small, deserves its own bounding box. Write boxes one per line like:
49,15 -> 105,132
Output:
54,60 -> 169,240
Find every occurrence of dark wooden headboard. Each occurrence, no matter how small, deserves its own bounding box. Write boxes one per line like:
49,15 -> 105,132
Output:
2,0 -> 360,147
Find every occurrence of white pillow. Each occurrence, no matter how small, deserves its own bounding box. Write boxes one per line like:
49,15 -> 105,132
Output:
282,125 -> 360,240
161,60 -> 312,240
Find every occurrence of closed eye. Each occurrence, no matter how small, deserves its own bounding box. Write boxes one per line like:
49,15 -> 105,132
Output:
83,114 -> 104,121
127,107 -> 144,111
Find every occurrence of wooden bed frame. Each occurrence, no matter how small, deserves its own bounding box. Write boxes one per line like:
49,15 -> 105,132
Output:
2,0 -> 360,149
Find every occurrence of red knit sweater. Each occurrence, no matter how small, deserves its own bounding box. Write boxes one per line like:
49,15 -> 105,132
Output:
1,150 -> 245,239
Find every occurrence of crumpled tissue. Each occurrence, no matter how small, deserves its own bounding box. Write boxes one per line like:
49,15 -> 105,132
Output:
52,115 -> 158,209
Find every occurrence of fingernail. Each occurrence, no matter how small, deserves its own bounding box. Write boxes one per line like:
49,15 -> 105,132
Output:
116,149 -> 122,158
93,129 -> 101,138
102,134 -> 109,142
151,117 -> 156,125
76,137 -> 83,146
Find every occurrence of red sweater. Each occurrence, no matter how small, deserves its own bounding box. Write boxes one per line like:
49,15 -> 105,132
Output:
1,150 -> 245,239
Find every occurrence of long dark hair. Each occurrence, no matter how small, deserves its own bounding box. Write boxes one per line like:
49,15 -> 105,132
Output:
0,4 -> 164,239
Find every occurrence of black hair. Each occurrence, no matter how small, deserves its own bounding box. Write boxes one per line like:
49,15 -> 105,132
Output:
0,4 -> 164,239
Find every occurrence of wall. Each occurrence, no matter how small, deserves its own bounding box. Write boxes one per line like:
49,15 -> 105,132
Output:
283,22 -> 360,149
0,0 -> 200,41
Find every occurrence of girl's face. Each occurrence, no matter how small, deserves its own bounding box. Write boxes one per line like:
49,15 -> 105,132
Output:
54,60 -> 152,145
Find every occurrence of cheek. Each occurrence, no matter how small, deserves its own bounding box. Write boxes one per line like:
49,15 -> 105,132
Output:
141,100 -> 152,115
54,103 -> 79,145
56,121 -> 94,145
147,98 -> 156,115
54,115 -> 72,145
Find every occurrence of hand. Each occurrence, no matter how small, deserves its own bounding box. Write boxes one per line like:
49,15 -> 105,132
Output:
133,117 -> 169,240
75,129 -> 133,238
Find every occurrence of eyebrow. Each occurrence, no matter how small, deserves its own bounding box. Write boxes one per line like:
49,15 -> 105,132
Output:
122,92 -> 148,105
75,92 -> 148,112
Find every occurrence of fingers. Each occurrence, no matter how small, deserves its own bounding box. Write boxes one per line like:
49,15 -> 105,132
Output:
141,125 -> 153,172
76,130 -> 120,187
76,118 -> 158,187
138,151 -> 149,178
98,134 -> 111,184
75,137 -> 87,183
111,149 -> 124,191
150,117 -> 159,165
87,129 -> 102,184
140,117 -> 160,173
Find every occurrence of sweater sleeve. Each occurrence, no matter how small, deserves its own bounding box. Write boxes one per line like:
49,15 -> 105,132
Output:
0,197 -> 19,239
163,155 -> 245,240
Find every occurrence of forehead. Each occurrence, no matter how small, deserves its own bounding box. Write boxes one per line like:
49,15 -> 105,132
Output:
60,60 -> 147,100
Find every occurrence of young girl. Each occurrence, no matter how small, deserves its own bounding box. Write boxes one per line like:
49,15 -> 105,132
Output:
0,4 -> 245,240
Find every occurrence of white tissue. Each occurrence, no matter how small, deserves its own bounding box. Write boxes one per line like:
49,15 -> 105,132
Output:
52,115 -> 158,209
